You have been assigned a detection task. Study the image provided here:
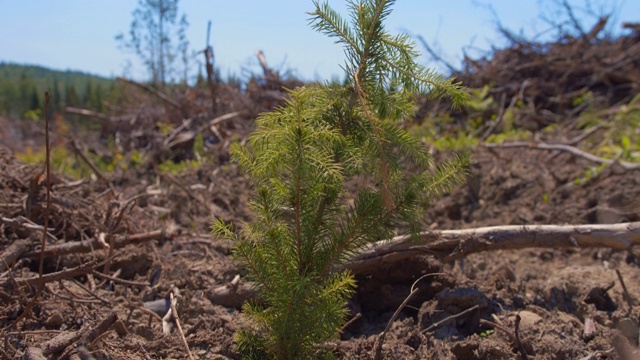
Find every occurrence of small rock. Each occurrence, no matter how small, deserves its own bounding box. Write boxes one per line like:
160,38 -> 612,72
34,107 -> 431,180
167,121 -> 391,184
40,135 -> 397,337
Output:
44,312 -> 64,329
617,317 -> 639,346
583,317 -> 596,341
516,310 -> 542,328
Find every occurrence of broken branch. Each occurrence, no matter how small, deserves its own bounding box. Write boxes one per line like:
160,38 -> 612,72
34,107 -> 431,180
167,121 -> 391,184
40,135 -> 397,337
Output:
349,222 -> 640,273
483,141 -> 640,170
22,229 -> 170,259
116,77 -> 183,112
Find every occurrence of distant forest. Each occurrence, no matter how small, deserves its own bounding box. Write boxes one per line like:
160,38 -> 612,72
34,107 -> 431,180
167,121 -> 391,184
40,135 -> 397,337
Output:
0,62 -> 120,119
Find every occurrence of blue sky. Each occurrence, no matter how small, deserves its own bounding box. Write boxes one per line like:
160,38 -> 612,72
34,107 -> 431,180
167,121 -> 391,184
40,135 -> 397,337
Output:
1,1 -> 637,82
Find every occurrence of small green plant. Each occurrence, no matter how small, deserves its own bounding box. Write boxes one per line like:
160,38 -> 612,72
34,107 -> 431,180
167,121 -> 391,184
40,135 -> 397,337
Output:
574,93 -> 640,162
16,142 -> 143,179
467,85 -> 494,113
17,145 -> 97,179
212,1 -> 469,358
573,162 -> 607,185
157,158 -> 200,174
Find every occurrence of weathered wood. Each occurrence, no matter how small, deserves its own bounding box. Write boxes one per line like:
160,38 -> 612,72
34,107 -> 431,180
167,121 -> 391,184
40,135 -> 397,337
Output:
6,259 -> 99,287
206,275 -> 259,309
483,141 -> 640,170
65,107 -> 110,121
207,222 -> 640,307
22,229 -> 171,259
348,222 -> 640,274
0,238 -> 31,272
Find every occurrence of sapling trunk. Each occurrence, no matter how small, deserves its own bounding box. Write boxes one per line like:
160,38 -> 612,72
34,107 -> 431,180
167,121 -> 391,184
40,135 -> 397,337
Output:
212,1 -> 470,358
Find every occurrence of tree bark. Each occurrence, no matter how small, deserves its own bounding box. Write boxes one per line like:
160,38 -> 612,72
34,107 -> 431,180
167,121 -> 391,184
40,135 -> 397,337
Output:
347,221 -> 640,274
207,222 -> 640,307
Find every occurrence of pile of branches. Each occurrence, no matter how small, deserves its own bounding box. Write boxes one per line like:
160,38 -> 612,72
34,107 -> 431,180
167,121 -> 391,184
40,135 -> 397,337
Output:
457,17 -> 640,131
417,16 -> 640,136
61,51 -> 302,171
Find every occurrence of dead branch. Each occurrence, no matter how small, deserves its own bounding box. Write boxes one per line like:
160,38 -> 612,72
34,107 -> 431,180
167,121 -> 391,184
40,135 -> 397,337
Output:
615,269 -> 634,313
514,313 -> 529,360
586,16 -> 609,41
208,111 -> 244,128
256,50 -> 278,81
203,20 -> 218,113
5,259 -> 99,287
560,0 -> 586,38
206,275 -> 259,309
479,318 -> 522,352
0,238 -> 30,272
348,222 -> 640,273
22,229 -> 171,259
169,292 -> 194,360
69,140 -> 114,192
65,107 -> 111,121
422,305 -> 480,334
207,222 -> 640,307
340,313 -> 362,333
64,107 -> 133,129
28,312 -> 120,359
39,91 -> 52,289
116,77 -> 183,112
483,141 -> 640,170
415,35 -> 459,74
0,216 -> 58,242
375,273 -> 441,359
91,270 -> 149,287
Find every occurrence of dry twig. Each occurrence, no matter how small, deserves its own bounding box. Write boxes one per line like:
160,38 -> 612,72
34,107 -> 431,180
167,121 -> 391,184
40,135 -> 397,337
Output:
483,141 -> 640,170
22,229 -> 170,259
422,305 -> 480,334
116,77 -> 183,112
374,273 -> 443,359
170,291 -> 194,360
4,259 -> 99,287
514,313 -> 529,360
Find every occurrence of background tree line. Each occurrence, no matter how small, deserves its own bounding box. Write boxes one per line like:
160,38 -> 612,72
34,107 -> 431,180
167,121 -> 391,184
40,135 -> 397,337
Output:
1,0 -> 191,121
0,62 -> 120,119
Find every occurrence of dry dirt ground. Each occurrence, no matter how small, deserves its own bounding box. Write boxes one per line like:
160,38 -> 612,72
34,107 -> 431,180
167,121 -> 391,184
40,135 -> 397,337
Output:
1,110 -> 639,359
2,27 -> 640,357
3,7 -> 640,360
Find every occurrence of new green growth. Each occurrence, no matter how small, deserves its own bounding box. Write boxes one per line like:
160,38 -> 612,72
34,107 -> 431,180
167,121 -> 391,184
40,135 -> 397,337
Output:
212,1 -> 470,358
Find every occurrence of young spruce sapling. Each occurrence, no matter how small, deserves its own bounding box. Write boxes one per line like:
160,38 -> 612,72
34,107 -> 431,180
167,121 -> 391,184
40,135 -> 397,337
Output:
212,0 -> 470,358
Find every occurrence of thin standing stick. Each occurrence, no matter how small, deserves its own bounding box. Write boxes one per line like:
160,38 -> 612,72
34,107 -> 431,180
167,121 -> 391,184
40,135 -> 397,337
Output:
39,91 -> 52,288
170,292 -> 194,360
514,313 -> 529,360
615,269 -> 634,313
340,312 -> 362,334
2,91 -> 54,335
374,273 -> 444,359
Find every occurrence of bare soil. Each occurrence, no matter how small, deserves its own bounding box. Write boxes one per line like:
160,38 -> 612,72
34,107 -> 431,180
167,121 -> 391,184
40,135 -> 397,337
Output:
2,28 -> 640,358
2,116 -> 639,359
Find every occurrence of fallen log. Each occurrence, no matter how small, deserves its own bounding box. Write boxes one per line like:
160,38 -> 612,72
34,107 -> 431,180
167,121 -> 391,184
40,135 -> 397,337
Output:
348,221 -> 640,274
207,222 -> 640,307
